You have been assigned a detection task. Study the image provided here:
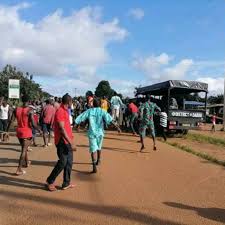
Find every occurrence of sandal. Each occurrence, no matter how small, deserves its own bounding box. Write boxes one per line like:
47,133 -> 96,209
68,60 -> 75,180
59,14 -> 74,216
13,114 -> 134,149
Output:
46,183 -> 57,192
62,184 -> 76,190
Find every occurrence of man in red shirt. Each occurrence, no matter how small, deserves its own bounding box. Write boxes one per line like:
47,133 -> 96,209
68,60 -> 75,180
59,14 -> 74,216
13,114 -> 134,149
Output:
128,100 -> 138,135
46,94 -> 76,191
41,99 -> 55,147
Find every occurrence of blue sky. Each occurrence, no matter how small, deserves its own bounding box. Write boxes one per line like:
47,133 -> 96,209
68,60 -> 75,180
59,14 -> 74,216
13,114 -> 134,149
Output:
0,0 -> 225,96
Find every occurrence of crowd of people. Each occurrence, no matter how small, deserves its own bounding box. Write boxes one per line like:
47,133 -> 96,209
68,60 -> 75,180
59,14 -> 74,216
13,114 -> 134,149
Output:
0,91 -> 169,191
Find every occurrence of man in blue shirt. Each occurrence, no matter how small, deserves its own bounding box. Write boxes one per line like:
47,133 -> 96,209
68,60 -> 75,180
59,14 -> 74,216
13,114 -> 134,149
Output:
75,98 -> 121,173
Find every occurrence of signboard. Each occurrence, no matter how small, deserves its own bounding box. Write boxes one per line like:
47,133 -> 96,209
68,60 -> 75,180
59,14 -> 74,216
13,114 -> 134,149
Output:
169,110 -> 204,118
8,79 -> 20,99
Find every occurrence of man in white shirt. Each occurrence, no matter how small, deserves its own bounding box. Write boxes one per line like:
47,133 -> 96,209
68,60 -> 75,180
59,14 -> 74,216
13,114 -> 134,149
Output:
0,97 -> 10,141
110,92 -> 123,124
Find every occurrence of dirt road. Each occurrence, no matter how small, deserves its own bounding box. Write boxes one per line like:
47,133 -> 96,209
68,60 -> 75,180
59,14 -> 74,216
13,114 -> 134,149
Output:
0,131 -> 225,225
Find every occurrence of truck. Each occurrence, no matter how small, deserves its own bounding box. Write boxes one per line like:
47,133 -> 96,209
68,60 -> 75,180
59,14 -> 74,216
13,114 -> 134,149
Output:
135,80 -> 208,134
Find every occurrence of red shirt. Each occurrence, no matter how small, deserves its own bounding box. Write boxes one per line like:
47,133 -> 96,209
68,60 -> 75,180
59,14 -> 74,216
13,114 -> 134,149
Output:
128,103 -> 138,113
42,104 -> 55,124
33,114 -> 39,125
16,107 -> 32,139
212,115 -> 216,123
54,104 -> 73,145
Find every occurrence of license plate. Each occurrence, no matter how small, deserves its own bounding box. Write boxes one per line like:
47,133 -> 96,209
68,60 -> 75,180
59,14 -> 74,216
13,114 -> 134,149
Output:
182,123 -> 190,127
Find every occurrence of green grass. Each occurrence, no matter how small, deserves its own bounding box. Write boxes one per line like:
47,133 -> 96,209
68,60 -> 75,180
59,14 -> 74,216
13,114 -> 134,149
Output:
167,142 -> 225,167
186,133 -> 225,148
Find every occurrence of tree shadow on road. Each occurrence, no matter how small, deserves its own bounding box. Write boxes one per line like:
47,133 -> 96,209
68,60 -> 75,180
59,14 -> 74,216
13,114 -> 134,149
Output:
77,144 -> 140,154
0,171 -> 45,190
164,202 -> 225,224
0,158 -> 55,167
0,189 -> 185,225
0,146 -> 20,152
73,161 -> 92,165
72,168 -> 101,182
104,136 -> 137,143
0,142 -> 20,146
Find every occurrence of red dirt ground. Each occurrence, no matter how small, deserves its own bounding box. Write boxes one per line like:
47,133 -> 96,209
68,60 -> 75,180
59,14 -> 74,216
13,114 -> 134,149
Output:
0,131 -> 225,225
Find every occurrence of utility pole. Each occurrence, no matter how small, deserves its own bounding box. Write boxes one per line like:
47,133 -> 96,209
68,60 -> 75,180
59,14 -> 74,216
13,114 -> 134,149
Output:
74,88 -> 77,98
223,77 -> 225,131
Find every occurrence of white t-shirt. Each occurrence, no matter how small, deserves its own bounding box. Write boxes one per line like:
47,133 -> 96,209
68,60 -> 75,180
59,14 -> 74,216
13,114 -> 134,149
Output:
0,104 -> 9,120
111,96 -> 123,109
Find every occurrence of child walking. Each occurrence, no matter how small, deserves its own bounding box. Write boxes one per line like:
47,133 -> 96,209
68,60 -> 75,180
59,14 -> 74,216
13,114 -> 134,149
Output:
75,98 -> 120,173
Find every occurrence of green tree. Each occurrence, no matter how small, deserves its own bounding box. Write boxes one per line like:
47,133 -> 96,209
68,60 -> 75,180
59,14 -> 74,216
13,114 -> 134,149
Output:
0,64 -> 51,100
208,94 -> 224,104
95,80 -> 115,99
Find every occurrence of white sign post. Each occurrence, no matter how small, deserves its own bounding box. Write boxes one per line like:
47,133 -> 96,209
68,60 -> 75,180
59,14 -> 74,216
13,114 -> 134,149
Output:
8,79 -> 20,99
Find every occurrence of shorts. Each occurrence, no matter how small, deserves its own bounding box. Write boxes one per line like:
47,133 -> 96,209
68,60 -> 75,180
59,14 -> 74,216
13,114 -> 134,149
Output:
130,113 -> 138,123
18,137 -> 32,145
139,122 -> 155,138
0,119 -> 8,132
88,136 -> 103,153
42,123 -> 51,134
32,128 -> 36,138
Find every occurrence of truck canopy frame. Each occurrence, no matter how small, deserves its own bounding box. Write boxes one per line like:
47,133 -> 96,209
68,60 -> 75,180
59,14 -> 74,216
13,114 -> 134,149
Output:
136,80 -> 208,96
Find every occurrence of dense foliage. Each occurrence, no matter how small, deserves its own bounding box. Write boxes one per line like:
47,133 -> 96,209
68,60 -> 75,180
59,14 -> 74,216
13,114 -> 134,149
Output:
0,65 -> 51,100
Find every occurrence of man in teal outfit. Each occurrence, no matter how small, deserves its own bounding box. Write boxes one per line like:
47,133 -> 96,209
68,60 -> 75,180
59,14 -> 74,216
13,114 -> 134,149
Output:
75,98 -> 120,173
139,95 -> 161,151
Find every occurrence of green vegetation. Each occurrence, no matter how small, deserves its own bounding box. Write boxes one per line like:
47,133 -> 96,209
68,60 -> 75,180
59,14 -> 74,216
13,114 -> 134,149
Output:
0,64 -> 51,100
186,133 -> 225,148
95,80 -> 123,99
208,94 -> 224,104
168,142 -> 225,167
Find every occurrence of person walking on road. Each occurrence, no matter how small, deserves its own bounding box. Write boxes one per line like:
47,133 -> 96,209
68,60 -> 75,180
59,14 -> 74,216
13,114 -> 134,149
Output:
211,113 -> 216,132
128,100 -> 138,135
110,92 -> 123,124
7,95 -> 40,176
41,99 -> 55,147
75,98 -> 121,173
0,97 -> 10,142
101,96 -> 110,112
139,95 -> 161,151
46,94 -> 76,191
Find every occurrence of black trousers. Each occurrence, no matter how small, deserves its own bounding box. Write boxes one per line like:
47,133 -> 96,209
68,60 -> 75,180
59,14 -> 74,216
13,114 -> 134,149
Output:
47,139 -> 73,187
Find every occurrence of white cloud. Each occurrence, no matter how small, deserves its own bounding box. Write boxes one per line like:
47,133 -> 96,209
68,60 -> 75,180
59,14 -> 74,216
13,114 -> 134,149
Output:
128,8 -> 145,20
133,53 -> 225,95
0,3 -> 127,81
197,77 -> 224,95
133,53 -> 193,80
163,59 -> 194,80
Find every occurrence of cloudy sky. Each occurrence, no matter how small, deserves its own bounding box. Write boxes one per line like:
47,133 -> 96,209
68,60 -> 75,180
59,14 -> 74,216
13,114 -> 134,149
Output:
0,0 -> 225,97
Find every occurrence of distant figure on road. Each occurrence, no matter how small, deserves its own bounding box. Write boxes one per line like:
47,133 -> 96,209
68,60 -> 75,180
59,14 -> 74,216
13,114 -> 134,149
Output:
0,97 -> 10,142
41,99 -> 55,147
211,113 -> 216,132
46,93 -> 76,191
139,95 -> 161,151
110,92 -> 123,124
128,100 -> 138,135
75,98 -> 121,173
101,96 -> 110,112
